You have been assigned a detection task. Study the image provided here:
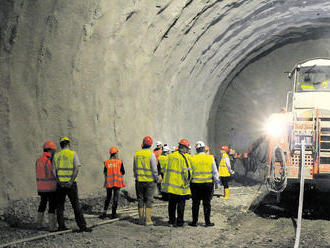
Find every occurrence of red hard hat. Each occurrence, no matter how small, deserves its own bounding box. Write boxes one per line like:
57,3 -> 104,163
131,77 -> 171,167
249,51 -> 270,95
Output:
178,138 -> 190,148
221,145 -> 229,152
143,136 -> 153,146
43,141 -> 57,150
109,146 -> 118,154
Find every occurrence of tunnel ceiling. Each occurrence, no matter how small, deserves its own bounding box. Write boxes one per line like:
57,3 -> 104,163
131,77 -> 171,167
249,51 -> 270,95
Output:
2,0 -> 330,206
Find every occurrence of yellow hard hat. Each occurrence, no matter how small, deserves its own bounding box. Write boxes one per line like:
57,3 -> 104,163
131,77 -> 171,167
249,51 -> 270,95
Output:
60,136 -> 70,143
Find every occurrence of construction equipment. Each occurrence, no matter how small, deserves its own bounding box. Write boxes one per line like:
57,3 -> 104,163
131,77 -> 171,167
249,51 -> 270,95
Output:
264,58 -> 330,193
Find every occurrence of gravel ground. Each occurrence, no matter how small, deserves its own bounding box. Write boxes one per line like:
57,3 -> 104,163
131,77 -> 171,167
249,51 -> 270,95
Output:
1,184 -> 330,248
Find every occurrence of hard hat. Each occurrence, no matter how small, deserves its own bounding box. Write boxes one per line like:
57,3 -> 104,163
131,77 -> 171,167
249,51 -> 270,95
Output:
221,145 -> 229,152
163,144 -> 170,152
155,141 -> 162,146
43,141 -> 57,150
60,136 -> 70,143
143,136 -> 153,146
205,145 -> 210,153
178,138 -> 190,148
195,141 -> 205,149
109,146 -> 118,154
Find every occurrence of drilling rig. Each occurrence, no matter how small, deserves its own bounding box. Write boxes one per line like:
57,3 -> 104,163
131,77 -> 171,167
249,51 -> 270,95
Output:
264,58 -> 330,193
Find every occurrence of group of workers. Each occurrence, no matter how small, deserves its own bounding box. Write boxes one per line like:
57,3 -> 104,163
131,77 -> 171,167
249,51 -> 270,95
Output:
35,136 -> 234,232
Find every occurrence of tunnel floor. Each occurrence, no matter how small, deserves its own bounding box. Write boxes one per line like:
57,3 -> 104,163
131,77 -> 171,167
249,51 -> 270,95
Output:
1,185 -> 330,248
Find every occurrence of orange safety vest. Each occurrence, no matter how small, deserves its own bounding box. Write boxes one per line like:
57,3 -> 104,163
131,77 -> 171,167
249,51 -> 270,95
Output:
153,149 -> 162,160
104,159 -> 125,188
36,152 -> 57,192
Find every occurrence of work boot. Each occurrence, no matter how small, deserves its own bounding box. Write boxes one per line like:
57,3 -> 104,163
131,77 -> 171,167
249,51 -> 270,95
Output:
99,211 -> 107,219
145,208 -> 153,226
138,208 -> 145,225
188,222 -> 197,227
78,226 -> 93,232
205,222 -> 215,227
111,206 -> 118,219
48,213 -> 57,232
36,212 -> 44,230
224,188 -> 230,199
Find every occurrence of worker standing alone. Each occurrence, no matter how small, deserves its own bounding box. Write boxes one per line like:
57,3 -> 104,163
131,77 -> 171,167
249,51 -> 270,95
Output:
189,141 -> 220,227
100,146 -> 125,219
219,145 -> 235,199
133,136 -> 159,225
35,141 -> 57,231
53,137 -> 92,232
162,139 -> 192,227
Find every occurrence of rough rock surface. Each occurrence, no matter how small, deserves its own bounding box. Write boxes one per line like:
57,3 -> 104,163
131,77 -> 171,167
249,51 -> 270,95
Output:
2,0 -> 330,207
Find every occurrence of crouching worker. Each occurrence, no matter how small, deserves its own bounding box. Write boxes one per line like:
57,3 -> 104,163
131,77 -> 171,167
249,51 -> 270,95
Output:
100,146 -> 125,219
35,141 -> 57,231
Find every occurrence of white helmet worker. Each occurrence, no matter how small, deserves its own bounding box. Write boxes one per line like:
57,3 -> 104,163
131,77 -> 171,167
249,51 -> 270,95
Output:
156,141 -> 162,147
163,144 -> 170,152
195,141 -> 206,149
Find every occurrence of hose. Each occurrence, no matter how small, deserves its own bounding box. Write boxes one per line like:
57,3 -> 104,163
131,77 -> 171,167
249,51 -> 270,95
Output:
266,146 -> 287,193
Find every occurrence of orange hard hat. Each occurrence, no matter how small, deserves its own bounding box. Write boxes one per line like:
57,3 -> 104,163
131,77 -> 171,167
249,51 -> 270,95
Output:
178,138 -> 190,148
143,136 -> 153,146
43,141 -> 57,150
109,146 -> 118,154
205,145 -> 210,152
221,145 -> 229,152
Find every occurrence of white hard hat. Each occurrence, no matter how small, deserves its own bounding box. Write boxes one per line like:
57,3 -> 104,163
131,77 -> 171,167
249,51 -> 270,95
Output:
195,141 -> 205,149
156,141 -> 162,146
163,144 -> 170,152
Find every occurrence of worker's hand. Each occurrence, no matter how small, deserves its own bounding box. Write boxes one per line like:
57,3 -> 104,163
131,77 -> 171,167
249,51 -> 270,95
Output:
230,170 -> 235,175
157,175 -> 162,183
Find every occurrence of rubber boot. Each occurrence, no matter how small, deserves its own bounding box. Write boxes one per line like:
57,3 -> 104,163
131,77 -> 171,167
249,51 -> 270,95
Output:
224,188 -> 230,199
138,208 -> 145,225
36,212 -> 44,229
48,213 -> 57,232
111,205 -> 118,219
145,208 -> 153,226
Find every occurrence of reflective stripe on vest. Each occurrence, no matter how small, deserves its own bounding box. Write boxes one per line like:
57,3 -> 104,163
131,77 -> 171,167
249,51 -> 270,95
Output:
104,159 -> 125,188
54,149 -> 75,183
36,152 -> 56,192
161,151 -> 191,195
191,154 -> 213,183
158,155 -> 168,174
219,152 -> 231,177
134,150 -> 153,182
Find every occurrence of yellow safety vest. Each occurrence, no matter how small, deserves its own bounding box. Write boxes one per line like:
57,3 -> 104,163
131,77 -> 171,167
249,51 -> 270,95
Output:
161,151 -> 191,195
191,154 -> 213,183
158,155 -> 168,174
54,149 -> 76,183
219,152 -> 231,177
134,149 -> 154,182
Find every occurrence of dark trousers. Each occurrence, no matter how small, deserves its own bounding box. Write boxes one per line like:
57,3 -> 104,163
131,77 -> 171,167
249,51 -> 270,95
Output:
135,181 -> 155,208
56,182 -> 86,229
221,177 -> 230,189
190,183 -> 213,224
38,192 -> 56,214
168,193 -> 187,225
104,187 -> 120,213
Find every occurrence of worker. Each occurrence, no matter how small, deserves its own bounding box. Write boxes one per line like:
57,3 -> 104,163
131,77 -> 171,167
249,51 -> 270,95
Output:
153,141 -> 163,160
99,146 -> 125,219
158,144 -> 170,199
53,137 -> 92,232
219,145 -> 235,199
133,136 -> 159,226
162,139 -> 192,227
189,141 -> 220,227
35,141 -> 57,231
300,75 -> 315,90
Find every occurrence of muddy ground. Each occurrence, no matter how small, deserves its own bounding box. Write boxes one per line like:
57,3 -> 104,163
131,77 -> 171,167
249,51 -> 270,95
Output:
1,183 -> 330,248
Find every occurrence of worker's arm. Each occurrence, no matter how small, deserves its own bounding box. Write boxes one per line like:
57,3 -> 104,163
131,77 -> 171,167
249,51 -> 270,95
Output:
70,152 -> 80,184
150,153 -> 158,182
212,158 -> 220,185
133,156 -> 137,179
52,159 -> 60,184
103,165 -> 107,187
225,156 -> 234,174
121,162 -> 125,175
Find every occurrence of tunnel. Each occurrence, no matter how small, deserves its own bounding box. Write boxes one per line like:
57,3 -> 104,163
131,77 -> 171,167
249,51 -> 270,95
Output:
2,0 -> 330,209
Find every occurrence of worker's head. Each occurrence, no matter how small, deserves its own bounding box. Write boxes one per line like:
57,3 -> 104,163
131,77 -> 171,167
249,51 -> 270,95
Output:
178,138 -> 190,153
43,141 -> 57,154
195,141 -> 205,153
142,136 -> 153,149
155,141 -> 162,149
221,145 -> 229,153
109,146 -> 119,158
60,136 -> 70,149
162,144 -> 170,155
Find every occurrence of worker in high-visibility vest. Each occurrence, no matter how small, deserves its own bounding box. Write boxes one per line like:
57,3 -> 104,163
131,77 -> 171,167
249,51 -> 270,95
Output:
162,138 -> 192,227
100,146 -> 125,219
189,141 -> 220,227
158,144 -> 170,199
133,136 -> 159,225
35,141 -> 57,231
219,145 -> 235,199
53,137 -> 92,232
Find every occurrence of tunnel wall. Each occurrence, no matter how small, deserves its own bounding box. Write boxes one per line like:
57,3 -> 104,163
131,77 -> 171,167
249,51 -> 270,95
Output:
2,0 -> 330,208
